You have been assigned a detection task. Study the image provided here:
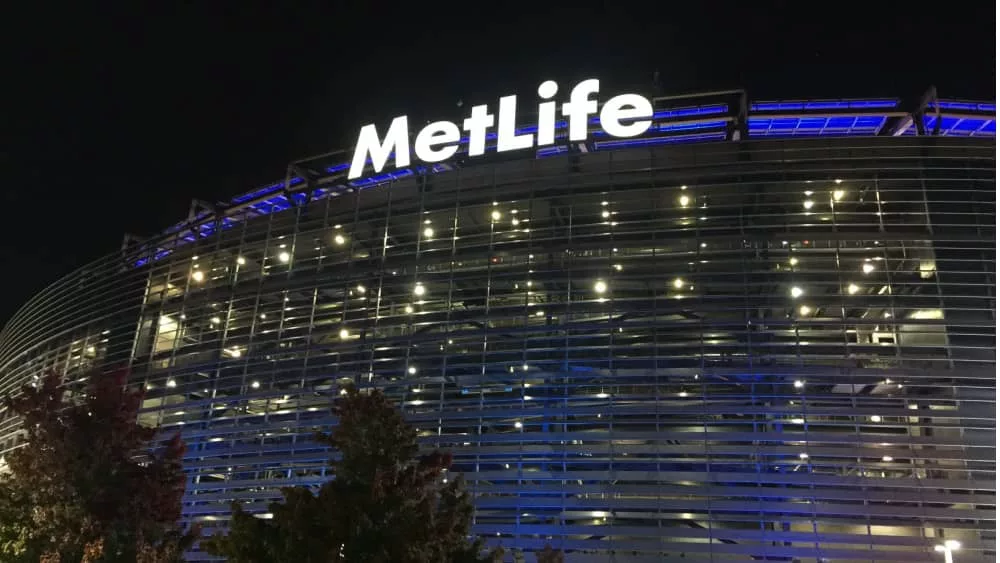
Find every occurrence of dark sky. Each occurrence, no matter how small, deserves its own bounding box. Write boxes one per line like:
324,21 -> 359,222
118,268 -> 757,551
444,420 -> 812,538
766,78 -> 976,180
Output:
3,2 -> 995,325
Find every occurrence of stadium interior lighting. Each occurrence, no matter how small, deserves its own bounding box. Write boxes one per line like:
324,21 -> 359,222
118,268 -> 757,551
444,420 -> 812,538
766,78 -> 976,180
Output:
934,540 -> 961,563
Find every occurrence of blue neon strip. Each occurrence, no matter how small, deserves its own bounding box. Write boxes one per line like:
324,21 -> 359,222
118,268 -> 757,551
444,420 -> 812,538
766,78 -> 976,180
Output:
748,116 -> 888,137
593,132 -> 726,149
230,177 -> 303,204
231,183 -> 282,204
751,99 -> 898,112
909,115 -> 997,137
658,119 -> 728,133
348,167 -> 415,188
589,119 -> 726,138
935,101 -> 997,113
654,104 -> 728,118
536,146 -> 569,158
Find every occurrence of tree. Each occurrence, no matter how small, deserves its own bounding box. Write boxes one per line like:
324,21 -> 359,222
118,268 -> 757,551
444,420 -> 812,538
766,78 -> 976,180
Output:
0,370 -> 197,562
204,386 -> 490,562
534,545 -> 564,563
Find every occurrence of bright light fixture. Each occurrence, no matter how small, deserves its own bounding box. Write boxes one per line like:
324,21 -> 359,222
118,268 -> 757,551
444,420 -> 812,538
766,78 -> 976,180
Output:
423,227 -> 434,238
833,190 -> 845,201
862,263 -> 875,274
191,270 -> 205,282
594,280 -> 607,294
491,210 -> 502,221
790,286 -> 803,298
236,256 -> 246,265
847,283 -> 860,295
793,380 -> 804,389
339,328 -> 349,340
414,283 -> 426,296
803,200 -> 814,210
679,195 -> 690,207
673,278 -> 684,289
799,305 -> 811,316
334,234 -> 346,245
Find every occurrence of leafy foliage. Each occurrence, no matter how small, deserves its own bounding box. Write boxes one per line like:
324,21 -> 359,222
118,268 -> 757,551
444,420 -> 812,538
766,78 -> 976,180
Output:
0,370 -> 197,562
534,545 -> 564,563
204,386 -> 489,562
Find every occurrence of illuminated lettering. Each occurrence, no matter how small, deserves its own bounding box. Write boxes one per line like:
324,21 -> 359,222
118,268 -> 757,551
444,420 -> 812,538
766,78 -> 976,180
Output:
347,78 -> 652,180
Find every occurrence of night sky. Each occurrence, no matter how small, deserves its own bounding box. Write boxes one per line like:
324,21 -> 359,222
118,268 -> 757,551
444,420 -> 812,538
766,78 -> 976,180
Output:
3,2 -> 994,326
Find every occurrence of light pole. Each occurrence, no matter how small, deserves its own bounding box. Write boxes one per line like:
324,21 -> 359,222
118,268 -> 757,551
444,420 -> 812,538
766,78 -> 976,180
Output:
934,540 -> 961,563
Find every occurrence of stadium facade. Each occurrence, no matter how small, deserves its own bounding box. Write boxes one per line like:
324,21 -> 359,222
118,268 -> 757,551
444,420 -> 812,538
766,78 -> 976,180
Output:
0,85 -> 995,562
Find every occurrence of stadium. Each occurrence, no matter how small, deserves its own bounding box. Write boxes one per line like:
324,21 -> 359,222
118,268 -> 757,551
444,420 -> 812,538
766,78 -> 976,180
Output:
0,85 -> 995,562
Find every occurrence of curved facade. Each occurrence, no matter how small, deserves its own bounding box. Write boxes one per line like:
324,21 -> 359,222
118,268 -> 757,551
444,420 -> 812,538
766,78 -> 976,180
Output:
0,93 -> 996,562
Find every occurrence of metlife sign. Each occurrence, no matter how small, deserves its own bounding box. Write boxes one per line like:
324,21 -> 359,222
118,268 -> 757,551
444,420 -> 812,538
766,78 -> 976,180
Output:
347,79 -> 653,180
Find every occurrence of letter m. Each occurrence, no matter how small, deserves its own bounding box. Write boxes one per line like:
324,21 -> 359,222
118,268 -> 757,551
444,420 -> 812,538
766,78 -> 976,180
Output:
348,116 -> 411,180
